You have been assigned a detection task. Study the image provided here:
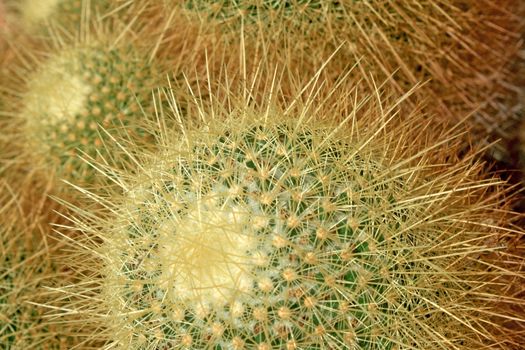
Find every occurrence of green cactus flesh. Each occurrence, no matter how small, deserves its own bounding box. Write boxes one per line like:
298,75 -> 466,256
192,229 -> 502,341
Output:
23,44 -> 156,180
103,119 -> 415,349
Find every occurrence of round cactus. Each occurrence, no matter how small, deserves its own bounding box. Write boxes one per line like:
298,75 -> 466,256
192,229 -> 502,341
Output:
106,119 -> 408,349
51,71 -> 525,349
21,42 -> 159,181
0,5 -> 224,187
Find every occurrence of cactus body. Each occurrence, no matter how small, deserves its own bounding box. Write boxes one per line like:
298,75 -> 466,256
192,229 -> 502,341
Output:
50,68 -> 525,348
106,118 -> 405,349
0,4 -> 219,187
19,41 -> 159,182
182,0 -> 525,144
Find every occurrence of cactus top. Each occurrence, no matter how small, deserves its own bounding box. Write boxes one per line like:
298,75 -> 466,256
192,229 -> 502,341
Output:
104,116 -> 407,349
22,44 -> 157,181
23,51 -> 92,127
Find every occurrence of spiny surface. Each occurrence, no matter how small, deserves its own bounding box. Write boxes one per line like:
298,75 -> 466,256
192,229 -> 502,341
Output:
183,0 -> 525,141
47,59 -> 525,348
107,120 -> 405,349
0,224 -> 55,348
22,43 -> 158,181
185,0 -> 342,21
12,0 -> 110,30
57,97 -> 525,349
0,181 -> 76,349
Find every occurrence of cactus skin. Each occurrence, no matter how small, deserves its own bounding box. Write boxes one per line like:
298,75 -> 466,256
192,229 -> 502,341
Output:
19,40 -> 159,183
51,66 -> 525,349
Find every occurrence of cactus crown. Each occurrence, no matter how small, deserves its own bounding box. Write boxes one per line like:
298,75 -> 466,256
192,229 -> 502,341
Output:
19,0 -> 63,26
22,41 -> 158,181
103,114 -> 408,348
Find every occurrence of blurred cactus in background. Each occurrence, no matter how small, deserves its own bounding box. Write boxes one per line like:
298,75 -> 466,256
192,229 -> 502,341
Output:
20,42 -> 159,182
183,0 -> 525,150
0,2 -> 216,188
5,0 -> 110,31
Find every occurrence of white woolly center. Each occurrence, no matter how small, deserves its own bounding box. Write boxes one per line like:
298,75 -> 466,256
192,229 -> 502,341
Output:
156,196 -> 257,307
20,0 -> 63,26
24,53 -> 91,127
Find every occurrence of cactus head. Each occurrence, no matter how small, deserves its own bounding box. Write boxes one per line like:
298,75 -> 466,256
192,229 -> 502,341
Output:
21,41 -> 158,182
104,116 -> 405,348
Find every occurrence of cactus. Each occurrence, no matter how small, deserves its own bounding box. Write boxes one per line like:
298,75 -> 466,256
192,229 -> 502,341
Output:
50,69 -> 525,349
0,3 -> 226,186
14,37 -> 161,183
107,120 -> 408,349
